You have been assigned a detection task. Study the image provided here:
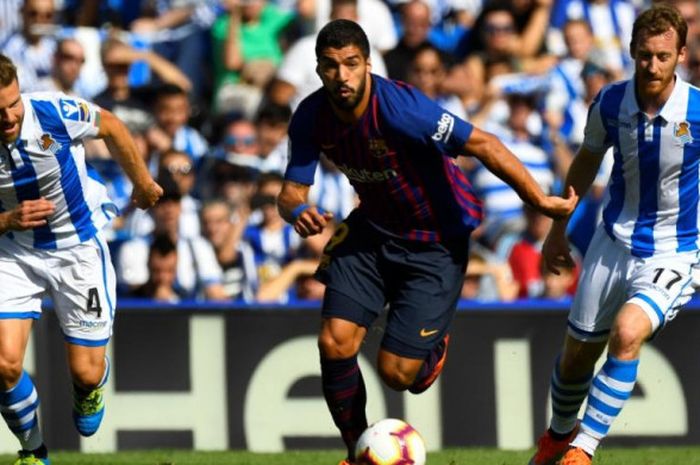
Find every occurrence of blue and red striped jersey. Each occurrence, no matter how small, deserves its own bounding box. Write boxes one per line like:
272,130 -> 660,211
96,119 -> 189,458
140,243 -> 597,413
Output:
285,74 -> 483,242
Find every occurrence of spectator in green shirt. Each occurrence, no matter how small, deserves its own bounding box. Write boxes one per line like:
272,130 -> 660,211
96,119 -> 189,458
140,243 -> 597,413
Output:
211,0 -> 295,114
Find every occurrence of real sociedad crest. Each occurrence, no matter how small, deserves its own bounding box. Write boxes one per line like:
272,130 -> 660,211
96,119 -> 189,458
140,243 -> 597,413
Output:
674,121 -> 693,145
39,133 -> 61,154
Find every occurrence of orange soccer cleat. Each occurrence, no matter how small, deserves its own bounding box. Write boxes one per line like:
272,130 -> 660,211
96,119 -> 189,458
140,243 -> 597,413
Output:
338,460 -> 356,465
558,447 -> 592,465
409,334 -> 450,394
528,423 -> 580,465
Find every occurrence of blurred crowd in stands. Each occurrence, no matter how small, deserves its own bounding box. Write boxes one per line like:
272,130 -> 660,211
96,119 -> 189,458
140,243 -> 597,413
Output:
5,0 -> 698,303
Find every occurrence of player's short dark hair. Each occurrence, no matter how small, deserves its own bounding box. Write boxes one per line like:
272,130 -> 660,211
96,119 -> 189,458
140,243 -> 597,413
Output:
315,19 -> 370,60
150,234 -> 177,258
0,54 -> 18,87
632,4 -> 688,52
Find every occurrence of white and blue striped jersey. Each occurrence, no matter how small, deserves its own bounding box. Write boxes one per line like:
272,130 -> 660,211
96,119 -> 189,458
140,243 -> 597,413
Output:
0,92 -> 117,250
584,76 -> 700,257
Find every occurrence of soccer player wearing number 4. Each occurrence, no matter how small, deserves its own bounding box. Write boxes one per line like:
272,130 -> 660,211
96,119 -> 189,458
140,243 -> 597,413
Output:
530,5 -> 700,465
0,54 -> 162,465
277,19 -> 578,465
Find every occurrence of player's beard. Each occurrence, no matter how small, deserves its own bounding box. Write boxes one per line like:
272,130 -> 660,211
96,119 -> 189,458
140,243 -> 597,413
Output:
331,75 -> 367,111
0,121 -> 19,144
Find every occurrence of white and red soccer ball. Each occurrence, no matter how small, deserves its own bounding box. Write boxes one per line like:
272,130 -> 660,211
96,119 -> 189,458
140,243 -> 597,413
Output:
355,418 -> 426,465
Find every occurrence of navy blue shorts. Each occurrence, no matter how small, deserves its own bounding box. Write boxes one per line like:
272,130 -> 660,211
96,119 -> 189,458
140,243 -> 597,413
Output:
316,210 -> 470,359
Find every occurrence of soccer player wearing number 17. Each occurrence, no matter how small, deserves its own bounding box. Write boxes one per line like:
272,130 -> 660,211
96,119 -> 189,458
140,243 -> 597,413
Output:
530,5 -> 700,465
0,54 -> 163,465
277,19 -> 577,465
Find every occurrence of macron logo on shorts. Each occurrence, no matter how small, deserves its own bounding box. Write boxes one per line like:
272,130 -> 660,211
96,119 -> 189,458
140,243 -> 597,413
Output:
431,113 -> 454,143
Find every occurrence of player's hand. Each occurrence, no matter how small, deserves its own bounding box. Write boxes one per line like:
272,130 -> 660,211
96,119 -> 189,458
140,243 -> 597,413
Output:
131,180 -> 164,210
7,198 -> 55,230
536,186 -> 578,220
293,207 -> 334,238
542,224 -> 575,275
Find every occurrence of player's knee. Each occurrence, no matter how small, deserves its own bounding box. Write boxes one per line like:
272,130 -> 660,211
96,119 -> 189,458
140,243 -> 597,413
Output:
71,362 -> 104,389
609,325 -> 645,358
318,332 -> 357,359
0,357 -> 24,387
378,365 -> 413,391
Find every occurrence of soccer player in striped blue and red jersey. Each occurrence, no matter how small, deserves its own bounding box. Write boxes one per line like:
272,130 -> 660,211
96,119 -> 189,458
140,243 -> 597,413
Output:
277,19 -> 577,465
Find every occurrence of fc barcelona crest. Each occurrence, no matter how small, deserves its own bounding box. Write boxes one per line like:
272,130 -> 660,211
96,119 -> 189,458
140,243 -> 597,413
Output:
674,121 -> 693,145
368,138 -> 389,158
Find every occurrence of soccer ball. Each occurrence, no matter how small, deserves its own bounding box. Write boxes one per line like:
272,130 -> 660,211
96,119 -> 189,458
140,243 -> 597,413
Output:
354,418 -> 426,465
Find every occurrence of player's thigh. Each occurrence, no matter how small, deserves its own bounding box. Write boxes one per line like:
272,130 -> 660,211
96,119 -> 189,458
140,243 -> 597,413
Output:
382,238 -> 469,359
49,234 -> 116,347
626,252 -> 700,336
568,228 -> 629,342
317,211 -> 386,329
0,238 -> 47,320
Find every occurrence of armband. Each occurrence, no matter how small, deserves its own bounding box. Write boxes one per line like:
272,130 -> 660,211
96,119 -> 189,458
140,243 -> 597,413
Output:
291,203 -> 310,222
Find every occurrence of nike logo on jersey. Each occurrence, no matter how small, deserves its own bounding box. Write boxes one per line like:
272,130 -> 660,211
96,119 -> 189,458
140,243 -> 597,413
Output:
419,328 -> 439,337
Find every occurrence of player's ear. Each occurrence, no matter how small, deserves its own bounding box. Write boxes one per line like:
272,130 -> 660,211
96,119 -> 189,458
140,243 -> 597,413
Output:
678,45 -> 688,65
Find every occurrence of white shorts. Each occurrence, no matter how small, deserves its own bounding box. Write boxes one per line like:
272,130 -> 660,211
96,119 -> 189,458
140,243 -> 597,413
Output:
0,233 -> 116,346
569,226 -> 700,342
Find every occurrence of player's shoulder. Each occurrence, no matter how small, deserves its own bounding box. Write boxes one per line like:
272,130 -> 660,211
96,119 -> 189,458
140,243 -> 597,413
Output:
23,91 -> 91,120
290,88 -> 327,135
373,75 -> 422,105
593,79 -> 629,107
295,87 -> 327,115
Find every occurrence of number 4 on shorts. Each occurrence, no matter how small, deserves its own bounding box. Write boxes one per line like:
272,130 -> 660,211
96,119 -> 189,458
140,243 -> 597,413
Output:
86,287 -> 102,318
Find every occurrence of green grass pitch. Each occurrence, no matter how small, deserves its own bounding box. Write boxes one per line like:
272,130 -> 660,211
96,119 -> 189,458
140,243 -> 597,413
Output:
3,447 -> 700,465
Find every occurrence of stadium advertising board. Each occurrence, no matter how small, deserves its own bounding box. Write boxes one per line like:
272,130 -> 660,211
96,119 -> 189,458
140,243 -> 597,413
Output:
3,303 -> 699,453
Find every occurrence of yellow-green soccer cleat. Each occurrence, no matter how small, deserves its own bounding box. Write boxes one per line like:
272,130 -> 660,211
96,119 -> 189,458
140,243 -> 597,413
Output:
72,386 -> 105,437
14,450 -> 50,465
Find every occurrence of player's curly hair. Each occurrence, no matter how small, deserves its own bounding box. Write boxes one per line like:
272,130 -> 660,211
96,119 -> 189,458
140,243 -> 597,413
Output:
315,19 -> 370,60
0,54 -> 18,87
631,4 -> 688,53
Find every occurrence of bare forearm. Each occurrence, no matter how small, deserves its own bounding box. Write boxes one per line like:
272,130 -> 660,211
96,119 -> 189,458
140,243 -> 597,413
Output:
224,14 -> 244,71
0,211 -> 11,235
145,51 -> 192,91
554,148 -> 604,228
153,7 -> 194,29
100,112 -> 152,188
519,6 -> 550,57
278,181 -> 310,224
468,130 -> 546,207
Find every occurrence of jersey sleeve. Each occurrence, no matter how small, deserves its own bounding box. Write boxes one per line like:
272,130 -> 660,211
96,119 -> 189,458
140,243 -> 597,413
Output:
378,81 -> 473,157
580,92 -> 611,155
54,94 -> 101,140
284,99 -> 321,185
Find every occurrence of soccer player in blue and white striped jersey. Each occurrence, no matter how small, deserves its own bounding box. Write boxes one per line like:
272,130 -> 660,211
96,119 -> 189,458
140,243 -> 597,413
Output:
0,54 -> 162,465
531,5 -> 700,465
278,19 -> 578,465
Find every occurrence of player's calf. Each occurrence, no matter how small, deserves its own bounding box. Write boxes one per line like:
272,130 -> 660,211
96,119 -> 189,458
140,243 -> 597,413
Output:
408,334 -> 450,394
72,357 -> 109,437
